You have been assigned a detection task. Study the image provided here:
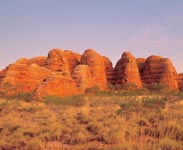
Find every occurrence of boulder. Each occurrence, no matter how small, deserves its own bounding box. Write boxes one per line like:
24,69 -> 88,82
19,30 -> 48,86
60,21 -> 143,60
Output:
113,52 -> 142,88
141,55 -> 178,91
72,65 -> 94,91
80,49 -> 107,90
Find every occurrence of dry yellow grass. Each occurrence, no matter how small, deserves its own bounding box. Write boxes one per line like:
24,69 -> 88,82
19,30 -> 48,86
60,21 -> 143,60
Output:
0,91 -> 183,150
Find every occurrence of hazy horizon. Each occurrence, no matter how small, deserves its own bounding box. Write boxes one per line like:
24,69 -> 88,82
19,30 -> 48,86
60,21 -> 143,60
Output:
1,0 -> 183,72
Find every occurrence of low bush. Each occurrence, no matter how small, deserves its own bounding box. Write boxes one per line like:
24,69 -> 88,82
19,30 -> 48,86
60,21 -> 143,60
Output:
85,85 -> 101,95
116,99 -> 139,117
148,83 -> 168,93
142,97 -> 166,110
44,94 -> 86,106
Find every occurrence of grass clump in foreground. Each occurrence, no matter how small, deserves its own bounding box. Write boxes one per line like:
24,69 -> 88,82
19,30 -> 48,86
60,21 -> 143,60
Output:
0,89 -> 183,149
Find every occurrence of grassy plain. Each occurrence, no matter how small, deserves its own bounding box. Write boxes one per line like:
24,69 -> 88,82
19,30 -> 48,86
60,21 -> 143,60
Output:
0,89 -> 183,150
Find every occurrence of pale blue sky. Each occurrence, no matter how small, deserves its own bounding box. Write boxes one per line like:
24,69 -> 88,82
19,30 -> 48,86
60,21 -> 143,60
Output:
1,0 -> 183,72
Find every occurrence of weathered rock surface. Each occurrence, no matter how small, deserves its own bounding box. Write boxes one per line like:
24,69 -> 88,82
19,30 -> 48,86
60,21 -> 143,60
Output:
72,65 -> 94,91
46,49 -> 70,75
113,52 -> 142,88
141,55 -> 178,91
64,50 -> 80,73
177,73 -> 183,91
0,48 -> 181,99
80,49 -> 107,90
33,73 -> 80,100
0,60 -> 52,96
29,56 -> 47,67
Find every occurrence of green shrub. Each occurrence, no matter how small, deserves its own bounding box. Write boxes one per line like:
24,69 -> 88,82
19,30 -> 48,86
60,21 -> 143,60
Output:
108,83 -> 138,91
148,83 -> 168,93
1,92 -> 33,101
85,85 -> 101,95
44,94 -> 85,106
116,99 -> 139,116
14,92 -> 33,101
142,97 -> 166,109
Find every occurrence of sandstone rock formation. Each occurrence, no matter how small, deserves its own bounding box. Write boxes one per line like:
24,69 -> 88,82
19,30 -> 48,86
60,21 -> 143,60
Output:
33,73 -> 80,100
64,50 -> 80,73
29,56 -> 47,67
113,52 -> 142,88
0,60 -> 52,96
0,69 -> 5,84
72,65 -> 94,91
177,73 -> 183,91
0,48 -> 181,99
46,49 -> 70,75
136,58 -> 146,77
141,55 -> 178,91
103,56 -> 114,83
80,49 -> 107,90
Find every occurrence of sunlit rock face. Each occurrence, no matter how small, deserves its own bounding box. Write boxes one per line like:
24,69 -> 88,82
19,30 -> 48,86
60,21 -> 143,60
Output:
0,59 -> 52,96
141,55 -> 178,91
113,52 -> 142,88
0,48 -> 181,99
80,49 -> 107,90
72,65 -> 94,92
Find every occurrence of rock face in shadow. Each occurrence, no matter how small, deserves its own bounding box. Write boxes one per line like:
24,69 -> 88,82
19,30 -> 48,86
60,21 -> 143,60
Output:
177,73 -> 183,91
103,56 -> 114,84
64,50 -> 80,73
0,48 -> 181,99
136,58 -> 146,77
141,55 -> 178,91
80,49 -> 107,90
113,52 -> 142,88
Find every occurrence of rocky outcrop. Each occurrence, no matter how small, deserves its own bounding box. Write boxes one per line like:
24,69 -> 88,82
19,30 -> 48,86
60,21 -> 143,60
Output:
0,60 -> 52,96
64,50 -> 80,73
29,56 -> 47,67
103,56 -> 114,83
141,56 -> 178,91
12,57 -> 47,67
80,49 -> 107,90
113,52 -> 142,88
72,65 -> 94,91
46,49 -> 70,75
0,48 -> 181,99
33,73 -> 80,100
